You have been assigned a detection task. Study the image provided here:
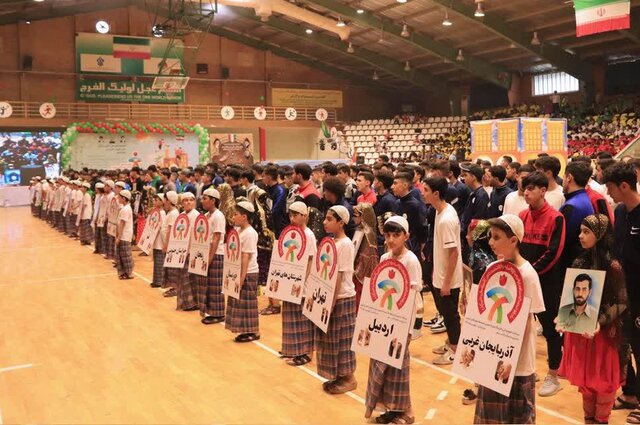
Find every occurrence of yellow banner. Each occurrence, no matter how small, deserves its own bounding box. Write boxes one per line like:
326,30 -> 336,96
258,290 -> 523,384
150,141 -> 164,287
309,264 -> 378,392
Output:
271,88 -> 343,108
497,119 -> 519,151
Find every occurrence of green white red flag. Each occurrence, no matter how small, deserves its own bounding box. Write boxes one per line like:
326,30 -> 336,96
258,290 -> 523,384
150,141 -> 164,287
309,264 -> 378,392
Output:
575,0 -> 630,37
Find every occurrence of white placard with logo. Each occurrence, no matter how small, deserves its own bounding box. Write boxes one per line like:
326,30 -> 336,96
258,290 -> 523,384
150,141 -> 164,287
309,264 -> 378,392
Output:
302,237 -> 338,333
266,225 -> 309,304
188,213 -> 212,276
138,208 -> 162,255
222,228 -> 242,299
164,213 -> 191,268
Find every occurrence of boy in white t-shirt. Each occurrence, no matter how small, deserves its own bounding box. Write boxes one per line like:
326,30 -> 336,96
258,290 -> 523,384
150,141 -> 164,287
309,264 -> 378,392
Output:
199,188 -> 227,324
92,183 -> 105,254
421,176 -> 463,366
364,216 -> 421,424
77,182 -> 94,246
280,201 -> 317,366
317,205 -> 357,395
225,201 -> 261,342
115,190 -> 135,280
150,193 -> 167,289
474,214 -> 545,424
162,191 -> 180,297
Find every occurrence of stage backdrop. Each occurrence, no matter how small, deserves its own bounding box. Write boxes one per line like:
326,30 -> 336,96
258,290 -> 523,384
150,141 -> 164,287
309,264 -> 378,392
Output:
69,133 -> 199,170
210,134 -> 254,167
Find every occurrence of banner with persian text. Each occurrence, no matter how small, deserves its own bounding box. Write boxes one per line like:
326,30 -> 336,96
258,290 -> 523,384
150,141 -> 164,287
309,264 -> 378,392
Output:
77,80 -> 184,103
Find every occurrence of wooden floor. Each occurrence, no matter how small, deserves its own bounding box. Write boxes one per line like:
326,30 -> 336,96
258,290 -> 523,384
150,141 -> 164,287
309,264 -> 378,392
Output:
0,207 -> 627,424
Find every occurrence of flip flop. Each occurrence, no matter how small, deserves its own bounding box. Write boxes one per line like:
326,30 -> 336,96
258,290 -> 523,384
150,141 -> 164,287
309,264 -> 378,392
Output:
614,396 -> 639,410
627,411 -> 640,425
391,414 -> 415,424
326,379 -> 357,394
375,411 -> 400,424
286,355 -> 311,367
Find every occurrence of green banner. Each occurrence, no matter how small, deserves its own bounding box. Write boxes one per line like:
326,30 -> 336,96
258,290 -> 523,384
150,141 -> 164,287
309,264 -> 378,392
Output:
77,80 -> 184,103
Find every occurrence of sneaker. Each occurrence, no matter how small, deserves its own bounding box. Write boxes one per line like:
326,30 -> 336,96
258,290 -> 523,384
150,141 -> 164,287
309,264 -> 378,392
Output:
538,375 -> 562,397
432,342 -> 450,355
433,352 -> 455,366
429,321 -> 447,334
424,314 -> 441,328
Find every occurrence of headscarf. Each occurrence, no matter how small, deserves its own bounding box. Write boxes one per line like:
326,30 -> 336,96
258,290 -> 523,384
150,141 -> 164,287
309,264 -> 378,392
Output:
354,202 -> 377,248
217,183 -> 236,230
574,213 -> 612,270
469,219 -> 491,242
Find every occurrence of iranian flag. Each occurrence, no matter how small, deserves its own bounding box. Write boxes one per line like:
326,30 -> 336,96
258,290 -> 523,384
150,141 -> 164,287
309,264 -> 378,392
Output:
575,0 -> 630,37
112,36 -> 151,60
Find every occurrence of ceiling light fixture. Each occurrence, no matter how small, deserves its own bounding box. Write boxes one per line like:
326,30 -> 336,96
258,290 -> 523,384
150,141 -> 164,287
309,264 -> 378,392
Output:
347,42 -> 354,53
442,10 -> 452,27
336,18 -> 346,27
401,24 -> 410,37
33,0 -> 44,2
25,20 -> 31,24
531,31 -> 541,45
456,49 -> 464,61
372,71 -> 379,80
474,2 -> 485,17
396,0 -> 407,4
305,28 -> 313,34
404,61 -> 411,71
356,9 -> 364,14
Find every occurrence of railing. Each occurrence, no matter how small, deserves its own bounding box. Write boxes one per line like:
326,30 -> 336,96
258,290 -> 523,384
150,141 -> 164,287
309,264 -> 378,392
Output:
2,101 -> 338,122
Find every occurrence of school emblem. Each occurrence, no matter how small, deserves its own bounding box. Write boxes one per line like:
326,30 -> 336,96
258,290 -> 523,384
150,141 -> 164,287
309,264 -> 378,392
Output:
477,261 -> 525,324
369,259 -> 411,311
226,228 -> 240,262
192,214 -> 209,244
277,225 -> 307,262
315,237 -> 337,281
173,213 -> 190,240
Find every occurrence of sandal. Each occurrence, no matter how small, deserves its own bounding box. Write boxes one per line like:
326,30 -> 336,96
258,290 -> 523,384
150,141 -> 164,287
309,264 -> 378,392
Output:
326,379 -> 357,394
259,306 -> 281,315
322,379 -> 337,391
462,388 -> 478,405
391,414 -> 415,424
375,411 -> 400,424
234,333 -> 260,343
163,288 -> 177,297
614,396 -> 639,410
628,411 -> 640,425
286,355 -> 311,367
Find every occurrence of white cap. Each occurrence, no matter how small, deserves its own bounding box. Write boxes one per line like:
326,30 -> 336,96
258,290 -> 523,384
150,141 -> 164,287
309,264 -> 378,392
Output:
156,193 -> 165,201
105,179 -> 115,188
203,188 -> 220,200
82,182 -> 91,189
237,201 -> 255,213
494,214 -> 524,242
329,205 -> 350,224
385,215 -> 409,233
181,192 -> 195,201
289,201 -> 308,216
35,176 -> 42,181
95,182 -> 105,189
62,177 -> 69,183
115,181 -> 126,189
119,190 -> 132,201
166,191 -> 178,205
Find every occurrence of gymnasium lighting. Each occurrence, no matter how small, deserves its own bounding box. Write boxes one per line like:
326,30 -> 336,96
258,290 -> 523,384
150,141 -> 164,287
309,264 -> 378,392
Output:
151,24 -> 165,38
442,10 -> 452,27
474,2 -> 485,17
25,20 -> 31,24
336,18 -> 346,27
33,0 -> 44,2
404,61 -> 411,71
356,9 -> 364,14
509,42 -> 516,48
401,24 -> 410,37
347,42 -> 354,53
305,28 -> 313,34
372,71 -> 379,80
456,49 -> 464,61
396,0 -> 407,4
531,31 -> 541,45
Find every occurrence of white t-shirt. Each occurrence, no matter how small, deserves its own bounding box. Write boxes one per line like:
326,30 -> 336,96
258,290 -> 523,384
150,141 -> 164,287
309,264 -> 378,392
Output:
301,227 -> 318,297
239,225 -> 259,275
546,185 -> 565,210
483,186 -> 493,197
164,208 -> 179,247
335,236 -> 356,299
588,179 -> 615,207
117,204 -> 134,242
185,209 -> 201,251
92,194 -> 102,223
153,209 -> 167,250
98,192 -> 113,226
207,209 -> 227,256
503,191 -> 528,216
81,192 -> 93,220
72,190 -> 83,214
483,260 -> 545,377
433,204 -> 463,289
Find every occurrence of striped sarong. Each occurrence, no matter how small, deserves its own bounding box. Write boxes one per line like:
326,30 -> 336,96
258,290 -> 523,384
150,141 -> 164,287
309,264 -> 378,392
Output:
95,226 -> 104,253
474,373 -> 536,424
365,338 -> 412,414
197,254 -> 225,318
115,240 -> 134,276
176,257 -> 196,310
152,249 -> 165,287
225,273 -> 259,334
281,299 -> 315,357
79,219 -> 94,244
316,296 -> 357,380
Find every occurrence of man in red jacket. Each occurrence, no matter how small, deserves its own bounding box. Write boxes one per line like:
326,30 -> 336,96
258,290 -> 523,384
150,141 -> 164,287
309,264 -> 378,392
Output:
519,171 -> 567,397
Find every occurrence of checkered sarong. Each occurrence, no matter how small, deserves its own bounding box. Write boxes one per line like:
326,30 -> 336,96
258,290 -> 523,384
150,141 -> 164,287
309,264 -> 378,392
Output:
56,212 -> 64,231
176,257 -> 197,310
365,338 -> 412,413
106,235 -> 116,259
197,254 -> 225,318
70,214 -> 79,236
163,265 -> 180,289
115,240 -> 134,276
152,249 -> 165,286
474,373 -> 536,424
225,273 -> 259,334
316,296 -> 357,380
281,299 -> 315,357
79,219 -> 94,244
94,226 -> 104,254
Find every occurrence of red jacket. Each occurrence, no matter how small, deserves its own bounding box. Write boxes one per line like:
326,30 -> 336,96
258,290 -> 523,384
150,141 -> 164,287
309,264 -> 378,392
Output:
585,186 -> 614,226
519,202 -> 566,277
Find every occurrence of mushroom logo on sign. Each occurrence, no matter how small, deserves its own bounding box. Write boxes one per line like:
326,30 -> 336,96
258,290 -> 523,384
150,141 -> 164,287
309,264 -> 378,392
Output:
221,106 -> 235,120
39,103 -> 56,119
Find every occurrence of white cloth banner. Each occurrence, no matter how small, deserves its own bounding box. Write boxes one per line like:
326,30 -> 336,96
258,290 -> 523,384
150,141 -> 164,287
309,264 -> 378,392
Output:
302,237 -> 338,333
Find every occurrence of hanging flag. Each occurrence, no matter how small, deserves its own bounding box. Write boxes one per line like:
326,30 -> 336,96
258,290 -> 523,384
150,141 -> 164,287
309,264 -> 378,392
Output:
112,36 -> 151,60
321,121 -> 331,138
575,0 -> 630,38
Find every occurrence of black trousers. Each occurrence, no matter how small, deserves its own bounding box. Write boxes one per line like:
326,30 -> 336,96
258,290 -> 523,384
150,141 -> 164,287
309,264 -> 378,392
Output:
622,309 -> 640,397
537,277 -> 563,371
432,287 -> 461,346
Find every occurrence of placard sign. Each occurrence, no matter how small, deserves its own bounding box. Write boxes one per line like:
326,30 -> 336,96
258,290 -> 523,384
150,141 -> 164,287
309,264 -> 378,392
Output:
266,225 -> 308,304
222,228 -> 242,299
188,214 -> 211,276
164,213 -> 190,268
302,237 -> 338,333
138,208 -> 162,255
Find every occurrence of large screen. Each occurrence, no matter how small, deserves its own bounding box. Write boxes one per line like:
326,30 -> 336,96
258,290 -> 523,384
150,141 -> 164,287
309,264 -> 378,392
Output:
0,132 -> 61,186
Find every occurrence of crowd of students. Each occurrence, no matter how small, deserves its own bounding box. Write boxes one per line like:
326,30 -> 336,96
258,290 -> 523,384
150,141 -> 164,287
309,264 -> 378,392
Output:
27,152 -> 640,424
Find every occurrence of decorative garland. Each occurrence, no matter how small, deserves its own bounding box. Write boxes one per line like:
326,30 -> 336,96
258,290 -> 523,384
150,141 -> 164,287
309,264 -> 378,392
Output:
61,122 -> 209,169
